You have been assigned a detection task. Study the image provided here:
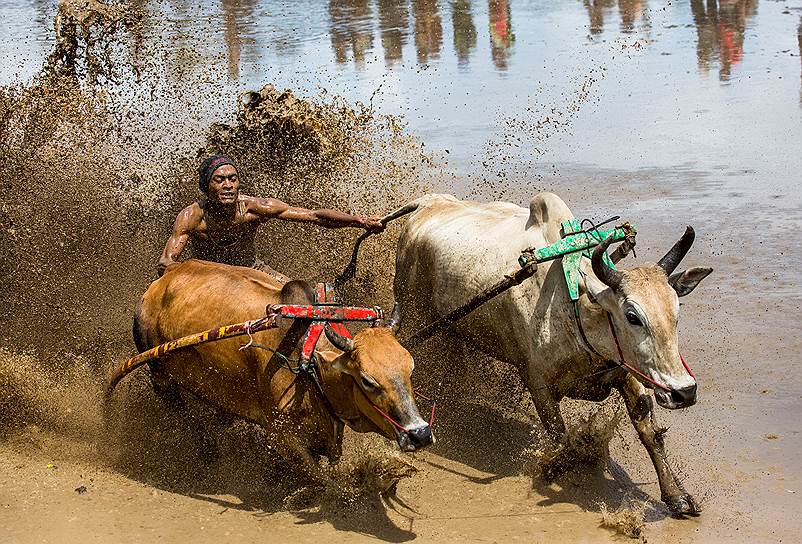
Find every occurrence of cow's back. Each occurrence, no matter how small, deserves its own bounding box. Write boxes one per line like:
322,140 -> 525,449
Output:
395,193 -> 574,367
136,260 -> 289,422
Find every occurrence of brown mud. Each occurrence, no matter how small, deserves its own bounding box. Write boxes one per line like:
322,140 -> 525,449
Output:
1,2 -> 800,543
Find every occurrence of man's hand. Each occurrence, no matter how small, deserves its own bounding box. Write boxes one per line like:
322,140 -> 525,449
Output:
359,215 -> 385,233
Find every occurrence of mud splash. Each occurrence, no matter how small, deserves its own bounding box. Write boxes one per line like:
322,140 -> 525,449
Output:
528,395 -> 625,481
600,496 -> 647,541
0,0 -> 437,353
0,0 -> 439,505
46,0 -> 140,86
0,348 -> 104,441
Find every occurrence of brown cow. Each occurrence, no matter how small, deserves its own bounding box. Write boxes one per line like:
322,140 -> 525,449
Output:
130,259 -> 433,482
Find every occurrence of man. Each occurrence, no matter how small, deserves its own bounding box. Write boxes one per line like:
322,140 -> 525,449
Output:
157,155 -> 384,282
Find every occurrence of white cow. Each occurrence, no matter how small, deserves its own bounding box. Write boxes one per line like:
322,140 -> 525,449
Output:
393,193 -> 712,515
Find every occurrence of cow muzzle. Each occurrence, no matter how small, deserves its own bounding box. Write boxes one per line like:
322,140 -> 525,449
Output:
396,423 -> 434,452
654,382 -> 697,409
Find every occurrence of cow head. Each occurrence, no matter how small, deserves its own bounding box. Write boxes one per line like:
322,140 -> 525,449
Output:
585,227 -> 712,409
315,305 -> 434,452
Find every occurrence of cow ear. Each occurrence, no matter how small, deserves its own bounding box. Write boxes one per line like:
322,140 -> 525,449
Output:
584,274 -> 616,308
316,350 -> 350,375
668,267 -> 713,297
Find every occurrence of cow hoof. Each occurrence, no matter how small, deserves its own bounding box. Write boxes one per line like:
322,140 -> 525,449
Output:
665,493 -> 701,517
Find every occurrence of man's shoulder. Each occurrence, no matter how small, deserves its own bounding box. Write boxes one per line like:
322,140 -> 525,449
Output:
241,194 -> 285,216
239,194 -> 270,205
175,201 -> 205,229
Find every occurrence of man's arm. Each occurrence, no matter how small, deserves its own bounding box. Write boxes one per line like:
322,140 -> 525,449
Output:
249,197 -> 384,232
157,206 -> 198,276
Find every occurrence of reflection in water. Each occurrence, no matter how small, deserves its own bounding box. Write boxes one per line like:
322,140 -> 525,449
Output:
585,0 -> 615,35
691,0 -> 758,81
330,0 -> 375,69
452,0 -> 478,68
222,1 -> 248,79
618,0 -> 648,34
162,1 -> 200,83
326,0 -> 517,71
127,0 -> 147,81
378,0 -> 410,66
413,0 -> 443,64
583,0 -> 649,36
488,0 -> 514,70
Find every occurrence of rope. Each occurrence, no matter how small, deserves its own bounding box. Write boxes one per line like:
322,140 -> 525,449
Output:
241,343 -> 303,374
244,338 -> 437,434
242,343 -> 348,430
238,320 -> 256,350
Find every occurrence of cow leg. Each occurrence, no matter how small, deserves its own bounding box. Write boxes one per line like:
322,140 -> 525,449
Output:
619,375 -> 700,516
528,385 -> 573,480
271,433 -> 335,509
148,362 -> 185,411
148,361 -> 219,465
530,387 -> 566,439
278,439 -> 328,483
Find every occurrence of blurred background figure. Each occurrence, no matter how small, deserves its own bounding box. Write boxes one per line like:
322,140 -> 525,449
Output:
451,0 -> 478,69
329,0 -> 375,69
378,0 -> 410,67
583,0 -> 649,36
488,0 -> 514,71
413,0 -> 443,64
691,0 -> 758,81
617,0 -> 648,34
584,0 -> 616,36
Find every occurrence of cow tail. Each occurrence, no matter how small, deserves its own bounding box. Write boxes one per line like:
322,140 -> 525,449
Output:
380,194 -> 459,224
381,201 -> 420,224
106,308 -> 149,400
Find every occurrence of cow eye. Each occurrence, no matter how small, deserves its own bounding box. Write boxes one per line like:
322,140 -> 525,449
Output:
360,375 -> 379,391
625,310 -> 643,326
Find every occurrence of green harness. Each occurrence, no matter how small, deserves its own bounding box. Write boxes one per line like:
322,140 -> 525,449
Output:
518,218 -> 637,301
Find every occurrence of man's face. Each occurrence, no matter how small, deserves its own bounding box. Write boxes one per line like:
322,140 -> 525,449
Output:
207,164 -> 239,205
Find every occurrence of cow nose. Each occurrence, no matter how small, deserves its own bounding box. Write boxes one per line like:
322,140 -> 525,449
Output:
408,425 -> 433,448
670,383 -> 697,407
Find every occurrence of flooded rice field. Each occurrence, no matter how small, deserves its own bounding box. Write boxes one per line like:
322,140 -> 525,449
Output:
1,0 -> 801,542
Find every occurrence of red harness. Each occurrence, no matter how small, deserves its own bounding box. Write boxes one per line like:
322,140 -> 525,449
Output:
294,283 -> 437,434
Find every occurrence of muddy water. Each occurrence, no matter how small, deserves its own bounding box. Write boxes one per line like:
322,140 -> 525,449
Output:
1,1 -> 801,543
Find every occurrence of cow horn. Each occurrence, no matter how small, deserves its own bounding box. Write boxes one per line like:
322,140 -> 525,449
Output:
658,226 -> 695,275
385,302 -> 402,334
592,235 -> 624,290
324,324 -> 354,353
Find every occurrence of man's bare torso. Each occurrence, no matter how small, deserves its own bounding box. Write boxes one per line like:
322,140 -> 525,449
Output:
187,195 -> 259,267
157,167 -> 382,279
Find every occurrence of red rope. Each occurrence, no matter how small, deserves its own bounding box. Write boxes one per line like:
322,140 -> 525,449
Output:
368,390 -> 437,433
370,403 -> 408,432
680,353 -> 695,380
606,314 -> 695,393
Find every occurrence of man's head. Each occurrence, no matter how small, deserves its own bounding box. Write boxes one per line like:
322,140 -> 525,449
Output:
198,155 -> 240,205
